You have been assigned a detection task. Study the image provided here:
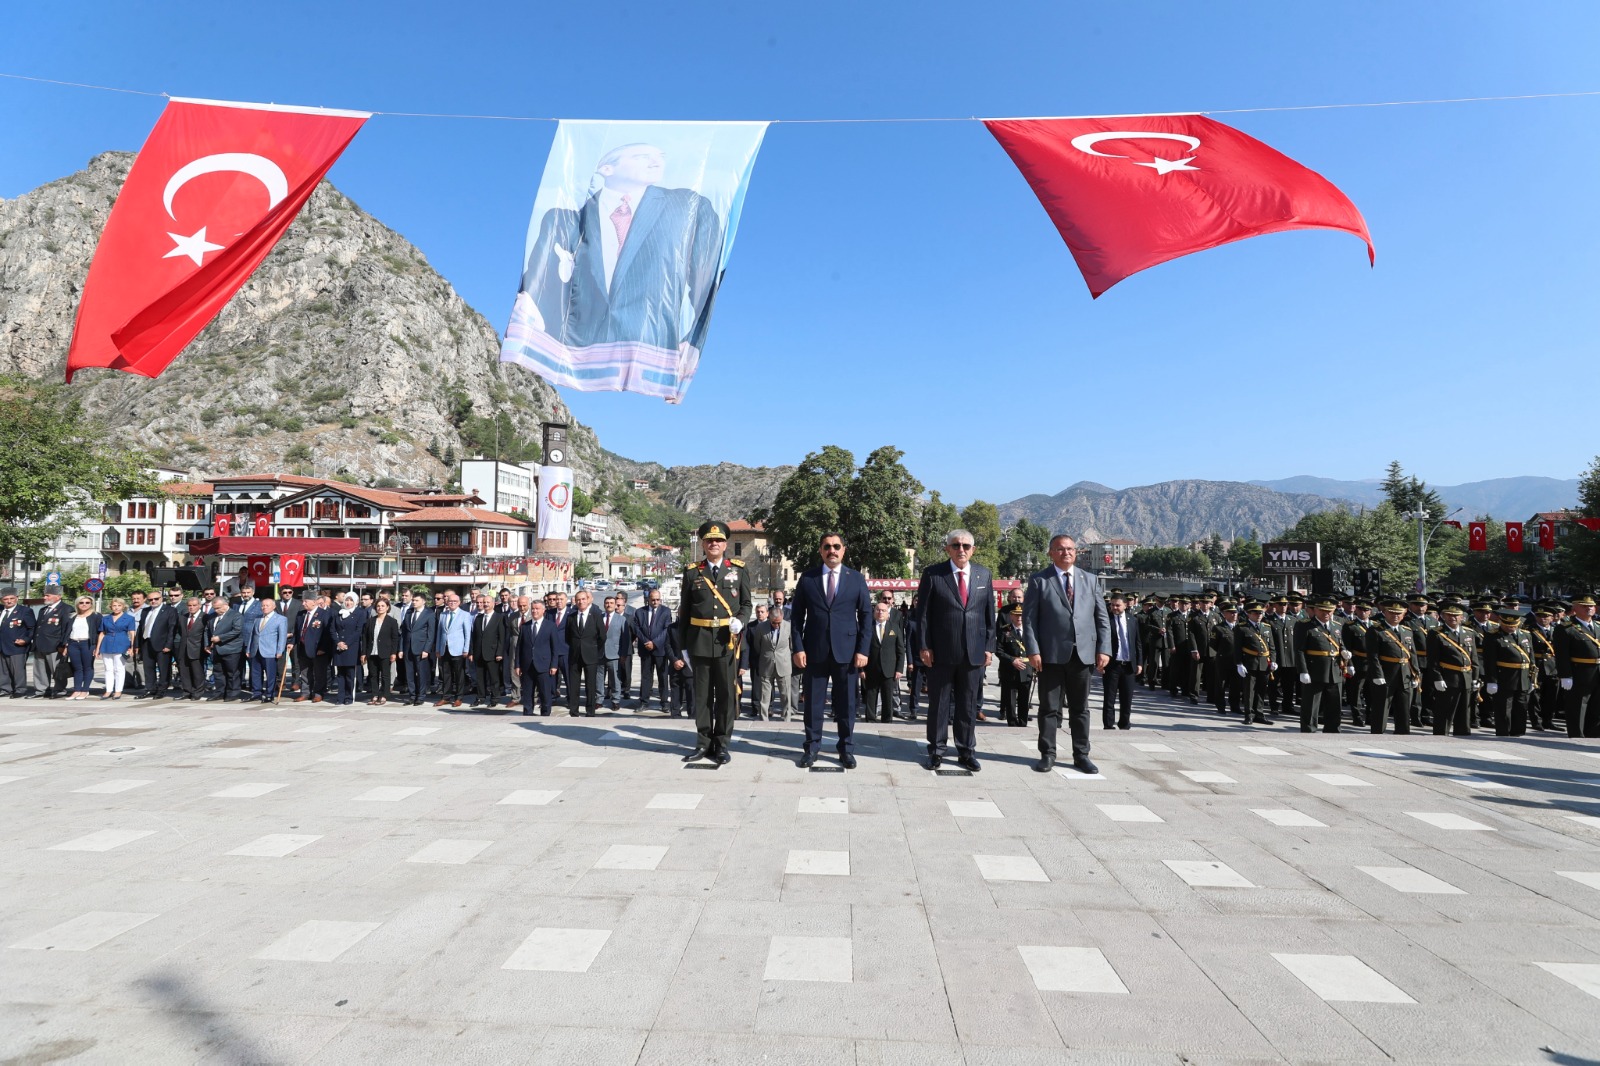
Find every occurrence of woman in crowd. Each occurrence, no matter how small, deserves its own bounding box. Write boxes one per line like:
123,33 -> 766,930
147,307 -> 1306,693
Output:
96,597 -> 138,699
360,597 -> 401,705
66,595 -> 103,700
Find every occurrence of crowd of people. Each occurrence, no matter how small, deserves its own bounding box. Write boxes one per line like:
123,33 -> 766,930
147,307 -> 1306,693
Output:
3,531 -> 1595,758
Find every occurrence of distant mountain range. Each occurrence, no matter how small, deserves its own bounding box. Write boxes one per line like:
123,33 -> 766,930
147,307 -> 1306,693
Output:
1000,474 -> 1579,547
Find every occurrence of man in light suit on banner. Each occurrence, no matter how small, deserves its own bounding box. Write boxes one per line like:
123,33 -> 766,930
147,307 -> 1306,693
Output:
1023,535 -> 1110,775
914,529 -> 996,771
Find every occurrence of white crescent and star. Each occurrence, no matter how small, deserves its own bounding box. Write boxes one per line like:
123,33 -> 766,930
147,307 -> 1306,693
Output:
160,152 -> 289,267
1070,131 -> 1203,175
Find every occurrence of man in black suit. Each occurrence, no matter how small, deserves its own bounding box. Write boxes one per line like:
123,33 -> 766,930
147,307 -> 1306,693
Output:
469,593 -> 510,709
1102,592 -> 1143,730
789,532 -> 873,768
398,592 -> 436,706
174,596 -> 210,700
137,588 -> 183,698
515,600 -> 560,716
860,600 -> 906,724
32,585 -> 71,698
564,589 -> 606,716
293,591 -> 334,703
913,530 -> 996,771
631,588 -> 674,712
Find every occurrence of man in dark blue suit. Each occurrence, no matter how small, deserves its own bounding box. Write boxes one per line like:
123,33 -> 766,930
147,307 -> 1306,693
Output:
398,593 -> 437,707
515,600 -> 560,716
914,530 -> 997,771
631,588 -> 675,713
788,532 -> 872,769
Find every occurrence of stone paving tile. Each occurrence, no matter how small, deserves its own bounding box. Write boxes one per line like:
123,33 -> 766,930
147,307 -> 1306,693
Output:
4,688 -> 1600,1064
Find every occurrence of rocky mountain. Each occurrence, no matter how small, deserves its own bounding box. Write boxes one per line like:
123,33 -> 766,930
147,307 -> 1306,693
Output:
0,151 -> 606,488
602,454 -> 794,523
999,480 -> 1345,545
1250,475 -> 1579,519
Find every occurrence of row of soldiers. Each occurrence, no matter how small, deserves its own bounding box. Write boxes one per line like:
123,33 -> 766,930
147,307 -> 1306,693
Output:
1127,588 -> 1600,738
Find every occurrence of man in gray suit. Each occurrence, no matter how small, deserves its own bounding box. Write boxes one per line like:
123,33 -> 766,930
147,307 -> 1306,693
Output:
1022,535 -> 1110,774
746,607 -> 795,720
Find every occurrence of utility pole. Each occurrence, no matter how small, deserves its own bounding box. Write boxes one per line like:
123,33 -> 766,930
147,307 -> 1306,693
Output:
1407,506 -> 1463,592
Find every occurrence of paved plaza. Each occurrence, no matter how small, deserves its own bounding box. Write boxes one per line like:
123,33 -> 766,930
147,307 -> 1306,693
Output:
3,682 -> 1600,1065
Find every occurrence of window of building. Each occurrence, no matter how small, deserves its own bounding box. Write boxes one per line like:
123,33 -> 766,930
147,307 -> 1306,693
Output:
283,502 -> 309,519
346,503 -> 372,520
733,541 -> 743,557
313,500 -> 341,522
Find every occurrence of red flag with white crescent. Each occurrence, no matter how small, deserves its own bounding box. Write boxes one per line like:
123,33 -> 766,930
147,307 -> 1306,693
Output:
279,554 -> 305,588
253,513 -> 271,537
1505,521 -> 1524,553
1539,519 -> 1556,550
66,97 -> 368,381
1468,522 -> 1487,552
985,114 -> 1373,297
212,513 -> 230,538
246,556 -> 272,586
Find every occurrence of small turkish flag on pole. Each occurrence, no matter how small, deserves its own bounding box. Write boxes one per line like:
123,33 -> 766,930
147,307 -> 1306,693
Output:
1506,522 -> 1524,553
66,97 -> 368,381
1539,519 -> 1556,550
279,554 -> 305,588
985,114 -> 1373,297
246,556 -> 272,586
1468,522 -> 1488,552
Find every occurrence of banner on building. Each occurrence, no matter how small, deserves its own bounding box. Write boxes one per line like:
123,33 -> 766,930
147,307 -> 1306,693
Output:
1261,541 -> 1321,573
537,466 -> 575,541
501,121 -> 768,403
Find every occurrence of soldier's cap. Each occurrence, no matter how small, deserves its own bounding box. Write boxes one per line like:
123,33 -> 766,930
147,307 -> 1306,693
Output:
1534,604 -> 1555,617
1353,600 -> 1373,610
1505,596 -> 1523,605
1407,594 -> 1429,605
1470,600 -> 1494,612
1270,595 -> 1288,604
1244,601 -> 1265,612
1379,597 -> 1408,612
1219,602 -> 1238,613
1572,594 -> 1597,606
1439,603 -> 1466,617
1286,593 -> 1304,602
1308,595 -> 1338,610
696,520 -> 728,541
1007,604 -> 1023,615
1495,606 -> 1523,621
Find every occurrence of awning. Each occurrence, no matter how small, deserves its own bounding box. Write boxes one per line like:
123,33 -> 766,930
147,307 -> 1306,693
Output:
184,536 -> 364,556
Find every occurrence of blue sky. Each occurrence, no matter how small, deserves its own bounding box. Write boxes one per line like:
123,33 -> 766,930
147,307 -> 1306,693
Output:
4,2 -> 1597,506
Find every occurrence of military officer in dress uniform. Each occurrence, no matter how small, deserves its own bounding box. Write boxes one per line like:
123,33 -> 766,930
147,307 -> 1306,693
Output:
1140,596 -> 1167,690
996,603 -> 1033,727
1528,603 -> 1559,731
1426,602 -> 1481,736
1165,594 -> 1191,700
1263,595 -> 1291,714
1364,597 -> 1418,734
1188,591 -> 1217,708
1555,593 -> 1600,738
1341,600 -> 1373,729
1234,601 -> 1277,725
1404,595 -> 1436,728
1483,605 -> 1534,737
1294,595 -> 1347,732
673,521 -> 752,765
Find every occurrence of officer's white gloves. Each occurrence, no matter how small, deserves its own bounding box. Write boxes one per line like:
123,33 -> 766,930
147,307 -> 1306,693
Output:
728,618 -> 743,636
1434,679 -> 1447,692
1486,682 -> 1499,695
1236,664 -> 1247,678
1268,661 -> 1277,671
1372,676 -> 1386,687
1561,677 -> 1574,691
1298,672 -> 1311,684
1340,649 -> 1353,662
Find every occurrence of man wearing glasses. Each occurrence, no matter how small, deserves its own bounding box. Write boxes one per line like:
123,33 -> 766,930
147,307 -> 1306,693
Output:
913,530 -> 996,771
789,532 -> 872,768
1023,535 -> 1110,774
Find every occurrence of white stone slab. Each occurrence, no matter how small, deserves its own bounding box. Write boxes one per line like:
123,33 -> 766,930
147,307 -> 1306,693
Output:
204,748 -> 263,760
503,927 -> 612,972
1309,773 -> 1374,787
1273,953 -> 1415,1003
1240,745 -> 1288,755
1054,765 -> 1103,779
1536,962 -> 1600,1000
6,718 -> 66,728
947,800 -> 1003,818
437,753 -> 492,766
647,793 -> 703,810
498,789 -> 562,806
10,911 -> 157,951
319,750 -> 376,762
1557,871 -> 1600,891
1163,859 -> 1255,887
211,782 -> 288,798
256,920 -> 380,962
1458,748 -> 1527,761
764,935 -> 852,983
353,786 -> 422,802
1018,946 -> 1128,993
1252,808 -> 1327,828
1180,770 -> 1237,784
1350,748 -> 1405,758
72,779 -> 154,794
0,775 -> 25,785
1448,776 -> 1512,790
559,756 -> 606,768
1406,811 -> 1495,831
786,850 -> 849,876
408,839 -> 493,865
228,834 -> 321,857
49,829 -> 156,852
295,724 -> 343,734
395,727 -> 438,736
799,797 -> 848,815
1097,804 -> 1164,823
104,720 -> 160,728
0,743 -> 47,754
1357,865 -> 1465,894
197,723 -> 246,731
1131,743 -> 1174,752
593,844 -> 667,870
975,854 -> 1050,882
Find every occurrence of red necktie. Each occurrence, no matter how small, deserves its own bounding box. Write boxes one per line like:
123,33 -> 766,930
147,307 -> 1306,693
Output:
957,570 -> 968,606
611,196 -> 633,250
826,570 -> 836,604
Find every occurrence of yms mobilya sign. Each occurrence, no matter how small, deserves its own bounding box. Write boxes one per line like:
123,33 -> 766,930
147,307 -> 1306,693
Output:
1262,542 -> 1321,574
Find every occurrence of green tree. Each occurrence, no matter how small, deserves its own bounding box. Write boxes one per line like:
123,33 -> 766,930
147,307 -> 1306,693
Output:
0,376 -> 157,562
572,485 -> 594,518
1128,546 -> 1209,576
103,570 -> 154,602
1555,455 -> 1600,587
958,501 -> 1002,573
765,445 -> 855,574
31,564 -> 90,599
998,517 -> 1051,578
1380,460 -> 1445,518
1228,533 -> 1263,576
916,490 -> 962,571
1444,517 -> 1538,593
840,446 -> 923,578
1203,532 -> 1227,567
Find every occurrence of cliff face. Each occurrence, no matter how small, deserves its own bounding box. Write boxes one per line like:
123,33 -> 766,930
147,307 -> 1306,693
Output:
999,479 -> 1349,545
0,151 -> 605,487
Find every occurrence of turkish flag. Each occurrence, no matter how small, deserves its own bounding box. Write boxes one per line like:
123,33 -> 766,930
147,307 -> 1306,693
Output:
279,554 -> 305,588
1577,518 -> 1600,532
66,97 -> 368,381
1468,522 -> 1488,551
253,513 -> 271,537
1443,520 -> 1462,530
212,513 -> 230,538
246,555 -> 272,586
1505,522 -> 1524,553
1539,519 -> 1556,550
985,114 -> 1373,297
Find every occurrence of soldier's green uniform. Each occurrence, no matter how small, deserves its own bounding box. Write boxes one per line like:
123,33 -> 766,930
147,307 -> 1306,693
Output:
1483,607 -> 1533,736
1364,599 -> 1418,734
1404,596 -> 1437,727
1341,605 -> 1372,728
675,521 -> 752,763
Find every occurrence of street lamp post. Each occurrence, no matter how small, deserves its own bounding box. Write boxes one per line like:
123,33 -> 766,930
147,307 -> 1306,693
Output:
1406,506 -> 1463,591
